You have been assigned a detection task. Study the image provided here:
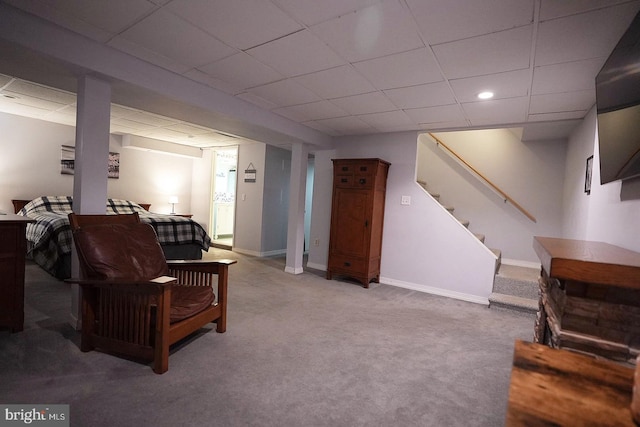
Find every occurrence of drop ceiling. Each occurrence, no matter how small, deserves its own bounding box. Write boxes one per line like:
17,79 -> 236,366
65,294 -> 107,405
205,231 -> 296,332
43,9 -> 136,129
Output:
1,0 -> 639,145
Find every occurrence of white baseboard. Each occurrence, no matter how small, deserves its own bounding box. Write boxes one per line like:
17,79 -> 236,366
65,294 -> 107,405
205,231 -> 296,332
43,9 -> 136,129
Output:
232,247 -> 287,258
502,258 -> 541,270
284,266 -> 303,274
306,262 -> 326,271
379,276 -> 490,306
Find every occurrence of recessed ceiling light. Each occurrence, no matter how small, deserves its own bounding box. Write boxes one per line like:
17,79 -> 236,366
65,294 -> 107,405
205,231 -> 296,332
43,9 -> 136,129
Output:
478,91 -> 494,100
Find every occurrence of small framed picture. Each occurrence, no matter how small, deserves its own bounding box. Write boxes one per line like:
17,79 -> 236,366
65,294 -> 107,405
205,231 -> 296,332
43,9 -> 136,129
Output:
585,155 -> 593,194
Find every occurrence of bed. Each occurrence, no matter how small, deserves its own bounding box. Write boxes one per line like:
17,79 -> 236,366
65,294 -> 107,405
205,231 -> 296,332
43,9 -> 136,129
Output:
14,196 -> 212,279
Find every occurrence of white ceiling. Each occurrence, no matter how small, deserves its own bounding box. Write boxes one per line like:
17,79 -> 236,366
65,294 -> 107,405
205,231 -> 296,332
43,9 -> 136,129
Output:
1,0 -> 639,145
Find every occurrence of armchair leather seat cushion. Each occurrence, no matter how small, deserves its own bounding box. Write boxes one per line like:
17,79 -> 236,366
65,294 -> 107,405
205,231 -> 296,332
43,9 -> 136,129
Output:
73,223 -> 169,280
170,285 -> 215,323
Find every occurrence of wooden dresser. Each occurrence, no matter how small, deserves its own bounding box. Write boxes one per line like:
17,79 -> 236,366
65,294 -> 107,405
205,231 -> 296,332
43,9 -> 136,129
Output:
533,236 -> 640,364
0,214 -> 34,332
326,158 -> 390,288
506,340 -> 636,426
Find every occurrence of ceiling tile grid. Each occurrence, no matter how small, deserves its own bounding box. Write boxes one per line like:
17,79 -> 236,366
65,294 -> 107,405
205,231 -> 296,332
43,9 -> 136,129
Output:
3,0 -> 640,140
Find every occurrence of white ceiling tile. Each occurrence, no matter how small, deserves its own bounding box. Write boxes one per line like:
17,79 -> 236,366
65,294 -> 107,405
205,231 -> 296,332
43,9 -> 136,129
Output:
183,69 -> 242,95
111,117 -> 155,131
113,10 -> 236,68
111,104 -> 140,118
198,53 -> 283,90
275,100 -> 348,121
462,97 -> 529,126
301,120 -> 339,135
5,79 -> 76,104
314,116 -> 374,135
108,36 -> 192,74
1,0 -> 146,42
1,92 -> 69,110
294,65 -> 376,99
235,92 -> 280,110
272,107 -> 308,122
126,111 -> 179,127
167,0 -> 303,50
529,90 -> 595,114
273,0 -> 383,26
384,81 -> 455,109
134,127 -> 189,141
164,123 -> 211,136
248,79 -> 321,107
535,3 -> 640,66
531,58 -> 604,94
357,110 -> 414,129
539,0 -> 638,21
353,48 -> 443,90
0,74 -> 13,88
247,30 -> 346,78
404,104 -> 466,125
450,69 -> 531,103
0,100 -> 50,118
311,0 -> 424,62
433,25 -> 532,80
527,110 -> 588,122
330,91 -> 397,115
406,0 -> 534,45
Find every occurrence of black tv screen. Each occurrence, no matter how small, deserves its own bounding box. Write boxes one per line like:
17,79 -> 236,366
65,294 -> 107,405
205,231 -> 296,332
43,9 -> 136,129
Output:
596,10 -> 640,185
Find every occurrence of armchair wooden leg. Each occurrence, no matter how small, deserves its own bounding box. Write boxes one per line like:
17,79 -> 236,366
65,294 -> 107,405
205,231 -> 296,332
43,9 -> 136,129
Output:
153,288 -> 171,374
80,288 -> 96,352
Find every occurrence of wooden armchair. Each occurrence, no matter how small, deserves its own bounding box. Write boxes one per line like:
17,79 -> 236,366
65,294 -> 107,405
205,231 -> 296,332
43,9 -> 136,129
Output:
67,213 -> 236,374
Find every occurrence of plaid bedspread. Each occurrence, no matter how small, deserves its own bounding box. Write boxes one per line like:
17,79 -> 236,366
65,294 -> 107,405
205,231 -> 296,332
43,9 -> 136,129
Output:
19,196 -> 212,277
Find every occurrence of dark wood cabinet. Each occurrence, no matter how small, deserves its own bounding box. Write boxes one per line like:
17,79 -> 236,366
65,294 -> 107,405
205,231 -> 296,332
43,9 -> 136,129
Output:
0,214 -> 34,332
326,158 -> 390,288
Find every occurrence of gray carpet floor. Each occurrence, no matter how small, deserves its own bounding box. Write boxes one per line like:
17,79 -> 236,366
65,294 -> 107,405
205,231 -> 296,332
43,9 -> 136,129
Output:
0,248 -> 535,427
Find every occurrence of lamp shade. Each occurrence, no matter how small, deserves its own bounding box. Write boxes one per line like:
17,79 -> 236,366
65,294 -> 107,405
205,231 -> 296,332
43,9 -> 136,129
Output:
168,196 -> 179,204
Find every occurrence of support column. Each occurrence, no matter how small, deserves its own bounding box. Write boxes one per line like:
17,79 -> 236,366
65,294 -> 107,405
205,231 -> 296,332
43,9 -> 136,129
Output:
70,75 -> 112,329
285,143 -> 308,274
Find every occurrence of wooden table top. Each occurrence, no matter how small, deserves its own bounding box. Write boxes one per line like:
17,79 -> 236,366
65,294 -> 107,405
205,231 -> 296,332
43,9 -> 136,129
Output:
533,236 -> 640,289
506,340 -> 636,426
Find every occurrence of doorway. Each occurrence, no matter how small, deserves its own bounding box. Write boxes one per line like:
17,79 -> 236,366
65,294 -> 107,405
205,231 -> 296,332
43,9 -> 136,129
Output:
210,147 -> 238,248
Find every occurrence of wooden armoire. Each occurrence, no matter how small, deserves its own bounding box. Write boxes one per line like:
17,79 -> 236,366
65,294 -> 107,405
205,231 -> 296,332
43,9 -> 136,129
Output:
326,158 -> 390,288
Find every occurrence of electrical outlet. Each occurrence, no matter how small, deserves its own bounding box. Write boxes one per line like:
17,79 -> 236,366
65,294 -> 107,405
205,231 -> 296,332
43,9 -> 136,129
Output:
314,238 -> 320,246
401,195 -> 411,205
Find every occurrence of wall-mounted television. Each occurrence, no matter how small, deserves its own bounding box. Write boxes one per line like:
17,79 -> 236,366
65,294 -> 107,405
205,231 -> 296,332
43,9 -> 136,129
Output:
596,10 -> 640,185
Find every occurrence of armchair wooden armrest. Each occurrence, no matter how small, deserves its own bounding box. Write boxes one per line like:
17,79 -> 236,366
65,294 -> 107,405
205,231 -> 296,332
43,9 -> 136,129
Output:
166,259 -> 236,334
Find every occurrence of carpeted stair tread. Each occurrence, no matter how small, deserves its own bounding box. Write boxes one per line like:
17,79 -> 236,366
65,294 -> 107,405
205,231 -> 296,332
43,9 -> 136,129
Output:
474,233 -> 485,243
489,293 -> 538,314
493,275 -> 538,300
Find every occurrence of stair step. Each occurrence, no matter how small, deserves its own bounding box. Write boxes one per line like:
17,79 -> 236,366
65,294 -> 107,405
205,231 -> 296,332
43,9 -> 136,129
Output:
489,293 -> 538,315
459,219 -> 469,228
430,192 -> 440,200
474,233 -> 485,243
444,205 -> 454,213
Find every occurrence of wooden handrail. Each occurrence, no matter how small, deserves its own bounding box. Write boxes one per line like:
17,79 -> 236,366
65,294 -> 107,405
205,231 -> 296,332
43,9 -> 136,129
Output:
427,133 -> 537,223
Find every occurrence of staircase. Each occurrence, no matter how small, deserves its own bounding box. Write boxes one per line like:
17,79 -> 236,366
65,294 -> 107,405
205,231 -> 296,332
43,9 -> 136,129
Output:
489,264 -> 539,315
418,180 -> 539,313
418,180 -> 502,272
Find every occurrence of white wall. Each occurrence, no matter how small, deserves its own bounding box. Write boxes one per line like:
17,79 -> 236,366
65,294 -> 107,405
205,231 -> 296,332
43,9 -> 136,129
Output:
418,129 -> 566,264
262,145 -> 291,254
233,142 -> 266,255
308,132 -> 496,304
562,107 -> 640,252
0,112 -> 196,217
